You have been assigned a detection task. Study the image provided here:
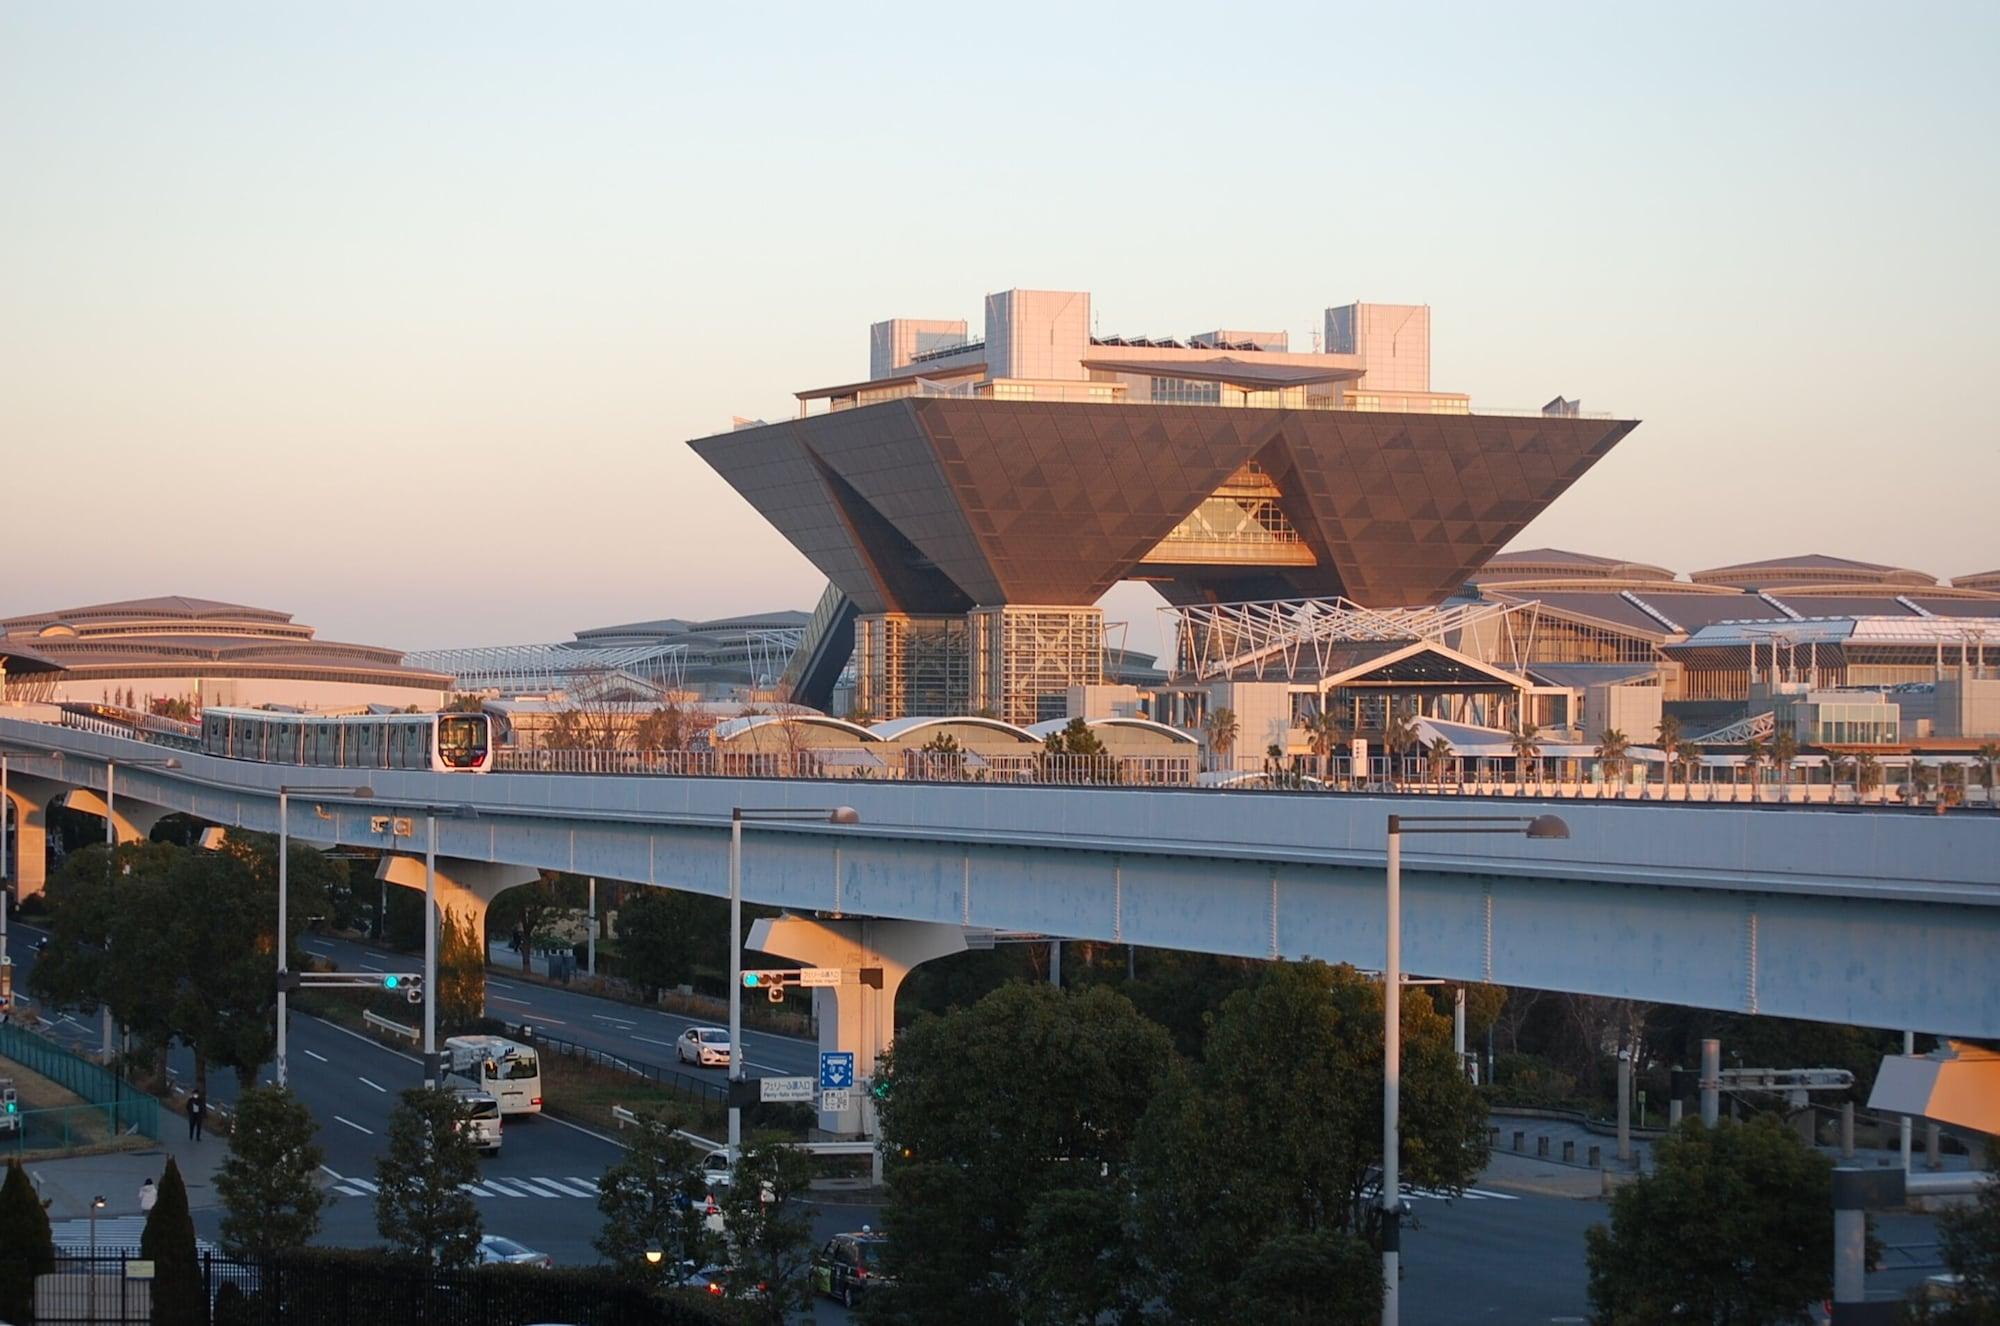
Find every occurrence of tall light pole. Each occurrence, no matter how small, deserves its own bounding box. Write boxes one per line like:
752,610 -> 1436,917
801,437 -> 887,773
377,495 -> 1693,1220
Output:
409,804 -> 474,1089
728,806 -> 860,1164
1381,812 -> 1568,1326
101,756 -> 179,1060
275,784 -> 371,1088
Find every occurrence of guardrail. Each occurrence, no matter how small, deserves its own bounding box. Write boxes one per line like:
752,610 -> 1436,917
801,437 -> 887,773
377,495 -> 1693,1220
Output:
495,747 -> 1199,786
365,1011 -> 418,1042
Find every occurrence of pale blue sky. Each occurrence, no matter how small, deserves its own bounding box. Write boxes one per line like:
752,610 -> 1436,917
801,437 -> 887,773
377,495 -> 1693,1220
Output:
4,2 -> 1995,654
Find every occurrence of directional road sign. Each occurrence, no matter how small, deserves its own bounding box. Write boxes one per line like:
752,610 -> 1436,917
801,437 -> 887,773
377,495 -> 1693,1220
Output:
759,1076 -> 816,1103
820,1089 -> 852,1113
820,1051 -> 855,1091
797,967 -> 842,988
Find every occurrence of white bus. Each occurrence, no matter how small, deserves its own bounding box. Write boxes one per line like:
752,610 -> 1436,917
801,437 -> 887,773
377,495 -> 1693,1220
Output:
445,1035 -> 543,1116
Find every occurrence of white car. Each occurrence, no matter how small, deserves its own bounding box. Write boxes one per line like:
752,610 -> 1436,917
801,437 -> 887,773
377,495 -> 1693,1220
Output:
676,1027 -> 732,1068
477,1235 -> 552,1268
700,1149 -> 733,1191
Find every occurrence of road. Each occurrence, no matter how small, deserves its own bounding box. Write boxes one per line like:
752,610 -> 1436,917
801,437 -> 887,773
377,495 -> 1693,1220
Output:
4,922 -> 1941,1323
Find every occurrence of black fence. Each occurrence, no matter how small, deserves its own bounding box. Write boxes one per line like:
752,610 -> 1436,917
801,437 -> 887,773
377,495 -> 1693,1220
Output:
4,1250 -> 748,1325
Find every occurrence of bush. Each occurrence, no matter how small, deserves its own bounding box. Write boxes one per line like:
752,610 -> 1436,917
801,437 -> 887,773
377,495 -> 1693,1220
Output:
1486,1053 -> 1579,1108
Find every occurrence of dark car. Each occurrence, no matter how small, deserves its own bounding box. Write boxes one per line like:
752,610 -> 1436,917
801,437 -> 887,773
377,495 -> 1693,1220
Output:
811,1230 -> 891,1310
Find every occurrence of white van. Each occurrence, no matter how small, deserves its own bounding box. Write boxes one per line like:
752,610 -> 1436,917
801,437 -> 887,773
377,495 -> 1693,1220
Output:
453,1088 -> 502,1155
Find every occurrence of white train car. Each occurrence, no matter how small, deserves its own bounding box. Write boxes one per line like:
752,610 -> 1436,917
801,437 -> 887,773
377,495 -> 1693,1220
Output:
200,708 -> 494,773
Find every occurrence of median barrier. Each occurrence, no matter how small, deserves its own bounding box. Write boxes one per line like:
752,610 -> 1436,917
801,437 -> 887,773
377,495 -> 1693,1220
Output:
365,1011 -> 418,1042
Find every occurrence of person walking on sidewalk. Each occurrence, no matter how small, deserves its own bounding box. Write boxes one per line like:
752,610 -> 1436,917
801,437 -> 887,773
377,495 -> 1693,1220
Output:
187,1092 -> 205,1141
139,1177 -> 157,1213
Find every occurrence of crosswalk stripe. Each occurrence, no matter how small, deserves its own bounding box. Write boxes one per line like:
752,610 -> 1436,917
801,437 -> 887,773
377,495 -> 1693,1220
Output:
334,1174 -> 598,1200
566,1176 -> 599,1192
516,1178 -> 577,1198
342,1178 -> 379,1194
459,1183 -> 497,1198
543,1178 -> 599,1198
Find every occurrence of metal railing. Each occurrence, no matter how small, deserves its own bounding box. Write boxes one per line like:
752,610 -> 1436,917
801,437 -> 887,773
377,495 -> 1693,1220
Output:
493,746 -> 1199,786
510,1025 -> 726,1108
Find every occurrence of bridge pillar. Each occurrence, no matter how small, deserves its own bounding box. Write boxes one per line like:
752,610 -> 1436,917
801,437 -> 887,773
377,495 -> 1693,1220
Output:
746,914 -> 968,1136
377,855 -> 541,1011
60,787 -> 171,845
2,773 -> 71,904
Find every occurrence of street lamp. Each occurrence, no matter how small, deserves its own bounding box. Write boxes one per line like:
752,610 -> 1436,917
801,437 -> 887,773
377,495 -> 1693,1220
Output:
405,804 -> 475,1088
727,806 -> 861,1164
1380,813 -> 1567,1326
101,756 -> 180,1061
275,784 -> 372,1088
89,1192 -> 106,1319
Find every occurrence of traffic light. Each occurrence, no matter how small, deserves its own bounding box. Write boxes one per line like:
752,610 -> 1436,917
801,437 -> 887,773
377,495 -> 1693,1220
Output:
382,974 -> 402,990
742,970 -> 795,1002
386,974 -> 423,1005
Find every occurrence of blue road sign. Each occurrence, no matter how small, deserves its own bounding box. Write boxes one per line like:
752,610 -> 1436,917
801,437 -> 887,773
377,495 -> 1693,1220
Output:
820,1051 -> 855,1091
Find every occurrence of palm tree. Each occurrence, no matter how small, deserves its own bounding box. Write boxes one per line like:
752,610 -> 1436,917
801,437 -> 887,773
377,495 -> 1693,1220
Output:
1304,705 -> 1349,784
1595,728 -> 1631,783
1204,707 -> 1239,771
1741,734 -> 1767,796
1824,751 -> 1851,792
1909,759 -> 1936,806
1771,728 -> 1800,798
1510,721 -> 1542,786
1977,742 -> 2000,801
1655,715 -> 1683,785
1425,735 -> 1454,787
1676,737 -> 1705,787
1854,751 -> 1882,797
1383,707 -> 1421,787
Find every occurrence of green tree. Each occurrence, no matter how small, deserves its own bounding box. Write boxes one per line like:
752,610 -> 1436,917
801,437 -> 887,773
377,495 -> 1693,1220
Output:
375,1086 -> 483,1267
1236,1231 -> 1382,1326
1042,718 -> 1107,758
0,1159 -> 56,1325
1742,734 -> 1768,792
489,872 -> 589,974
1585,1116 -> 1833,1324
616,886 -> 722,997
1654,714 -> 1682,762
874,984 -> 1176,1325
1425,735 -> 1454,785
1016,1186 -> 1148,1326
1383,708 -> 1421,785
216,1085 -> 327,1259
438,905 -> 484,1032
718,1142 -> 817,1323
141,1157 -> 205,1326
1132,962 -> 1478,1323
1977,742 -> 2000,795
1934,1173 -> 2000,1318
595,1112 -> 718,1279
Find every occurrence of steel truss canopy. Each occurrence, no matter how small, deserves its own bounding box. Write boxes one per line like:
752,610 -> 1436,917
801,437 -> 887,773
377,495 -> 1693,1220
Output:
1163,596 -> 1545,685
404,643 -> 689,696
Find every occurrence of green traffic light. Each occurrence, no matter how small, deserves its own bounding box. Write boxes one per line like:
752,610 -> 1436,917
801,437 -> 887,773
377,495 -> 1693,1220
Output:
383,975 -> 400,990
742,972 -> 762,987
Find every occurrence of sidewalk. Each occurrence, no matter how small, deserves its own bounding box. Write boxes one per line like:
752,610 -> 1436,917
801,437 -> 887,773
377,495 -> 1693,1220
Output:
24,1117 -> 223,1221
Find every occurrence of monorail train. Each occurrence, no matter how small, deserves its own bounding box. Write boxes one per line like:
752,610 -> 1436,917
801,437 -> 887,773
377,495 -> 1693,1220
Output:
200,707 -> 494,773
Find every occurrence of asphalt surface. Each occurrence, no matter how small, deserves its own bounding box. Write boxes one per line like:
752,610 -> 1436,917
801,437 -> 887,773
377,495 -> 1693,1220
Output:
4,921 -> 1944,1323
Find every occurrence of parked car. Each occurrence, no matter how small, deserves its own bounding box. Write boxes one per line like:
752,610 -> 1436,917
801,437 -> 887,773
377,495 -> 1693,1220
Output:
676,1027 -> 732,1068
477,1235 -> 552,1268
812,1229 -> 892,1309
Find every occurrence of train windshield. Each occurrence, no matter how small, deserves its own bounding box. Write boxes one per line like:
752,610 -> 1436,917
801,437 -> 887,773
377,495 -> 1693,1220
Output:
438,715 -> 489,768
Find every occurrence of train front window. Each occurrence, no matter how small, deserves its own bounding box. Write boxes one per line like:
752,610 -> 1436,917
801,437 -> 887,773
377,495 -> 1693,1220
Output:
438,715 -> 488,768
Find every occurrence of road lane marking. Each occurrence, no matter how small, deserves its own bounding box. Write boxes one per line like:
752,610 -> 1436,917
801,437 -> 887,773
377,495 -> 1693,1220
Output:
746,1061 -> 790,1074
536,1177 -> 598,1198
492,996 -> 532,1006
303,1050 -> 328,1063
320,1165 -> 343,1181
334,1115 -> 374,1135
366,953 -> 392,963
564,1176 -> 600,1193
358,1077 -> 386,1093
632,1035 -> 675,1048
487,978 -> 518,990
591,1015 -> 637,1027
358,963 -> 383,973
515,1178 -> 576,1198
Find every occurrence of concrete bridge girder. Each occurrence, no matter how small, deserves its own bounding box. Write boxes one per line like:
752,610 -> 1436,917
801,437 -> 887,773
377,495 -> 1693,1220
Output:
375,855 -> 542,948
59,787 -> 173,846
747,914 -> 968,1135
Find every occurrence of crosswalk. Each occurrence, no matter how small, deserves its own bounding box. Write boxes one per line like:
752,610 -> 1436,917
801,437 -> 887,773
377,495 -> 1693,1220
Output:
1403,1185 -> 1520,1202
327,1172 -> 600,1200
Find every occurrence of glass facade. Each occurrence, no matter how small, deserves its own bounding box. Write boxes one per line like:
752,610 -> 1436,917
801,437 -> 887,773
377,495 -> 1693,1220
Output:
1150,376 -> 1222,405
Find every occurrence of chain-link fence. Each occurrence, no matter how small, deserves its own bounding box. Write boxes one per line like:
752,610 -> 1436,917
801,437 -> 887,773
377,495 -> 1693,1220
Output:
0,1022 -> 158,1142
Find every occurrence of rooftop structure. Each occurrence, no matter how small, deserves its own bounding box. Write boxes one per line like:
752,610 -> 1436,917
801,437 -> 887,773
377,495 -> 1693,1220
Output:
1689,554 -> 1938,592
0,596 -> 450,711
695,287 -> 1638,721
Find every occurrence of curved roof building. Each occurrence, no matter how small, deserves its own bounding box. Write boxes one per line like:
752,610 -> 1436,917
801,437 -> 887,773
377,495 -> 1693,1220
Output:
0,595 -> 450,711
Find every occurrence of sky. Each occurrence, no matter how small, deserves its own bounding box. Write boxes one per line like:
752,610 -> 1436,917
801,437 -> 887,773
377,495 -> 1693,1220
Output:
3,2 -> 1996,658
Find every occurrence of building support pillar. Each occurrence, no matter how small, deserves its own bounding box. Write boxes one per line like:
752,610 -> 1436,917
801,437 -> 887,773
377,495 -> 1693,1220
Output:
2,774 -> 71,905
60,787 -> 171,846
745,914 -> 968,1139
376,855 -> 540,1017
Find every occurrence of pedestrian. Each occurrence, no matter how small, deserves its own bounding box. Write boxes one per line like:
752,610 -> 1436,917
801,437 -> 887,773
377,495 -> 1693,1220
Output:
511,925 -> 523,954
187,1091 -> 205,1141
139,1177 -> 157,1213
